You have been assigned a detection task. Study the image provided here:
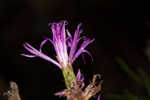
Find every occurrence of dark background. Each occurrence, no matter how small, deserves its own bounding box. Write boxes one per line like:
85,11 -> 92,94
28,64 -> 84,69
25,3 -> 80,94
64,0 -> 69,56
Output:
0,0 -> 149,100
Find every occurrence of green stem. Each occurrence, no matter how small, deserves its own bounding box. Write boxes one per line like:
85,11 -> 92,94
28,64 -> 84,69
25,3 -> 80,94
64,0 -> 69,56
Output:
62,64 -> 76,89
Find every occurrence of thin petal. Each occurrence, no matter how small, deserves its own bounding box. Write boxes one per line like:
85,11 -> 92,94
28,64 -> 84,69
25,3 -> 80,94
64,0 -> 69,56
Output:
77,23 -> 82,30
76,69 -> 84,82
72,49 -> 93,63
69,24 -> 83,61
66,30 -> 73,47
40,38 -> 53,52
81,38 -> 95,49
24,42 -> 37,51
60,21 -> 67,43
23,43 -> 38,54
67,40 -> 72,47
66,30 -> 72,39
21,54 -> 36,58
82,49 -> 93,61
72,38 -> 94,63
40,38 -> 49,52
38,53 -> 62,69
23,43 -> 62,68
97,95 -> 101,100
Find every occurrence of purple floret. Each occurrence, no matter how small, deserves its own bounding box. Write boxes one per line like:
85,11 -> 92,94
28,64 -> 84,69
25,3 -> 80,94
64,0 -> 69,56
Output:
22,21 -> 94,69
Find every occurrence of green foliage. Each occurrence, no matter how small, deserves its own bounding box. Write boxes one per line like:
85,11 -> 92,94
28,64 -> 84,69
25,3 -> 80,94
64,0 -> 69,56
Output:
116,57 -> 143,85
108,57 -> 150,100
124,90 -> 139,100
138,69 -> 150,97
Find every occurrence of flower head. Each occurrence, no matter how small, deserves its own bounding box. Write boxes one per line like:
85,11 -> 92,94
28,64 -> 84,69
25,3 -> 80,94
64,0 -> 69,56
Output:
21,20 -> 94,69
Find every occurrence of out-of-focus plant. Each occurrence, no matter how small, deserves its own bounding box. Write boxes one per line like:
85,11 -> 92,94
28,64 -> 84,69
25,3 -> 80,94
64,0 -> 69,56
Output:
4,82 -> 21,100
108,57 -> 150,100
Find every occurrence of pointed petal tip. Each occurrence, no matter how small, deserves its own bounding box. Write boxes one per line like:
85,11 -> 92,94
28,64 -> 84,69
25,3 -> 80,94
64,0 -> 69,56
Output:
40,38 -> 50,52
91,38 -> 95,43
20,54 -> 36,58
23,42 -> 33,49
84,50 -> 94,62
76,69 -> 84,82
72,49 -> 94,63
24,42 -> 30,46
23,42 -> 27,47
77,23 -> 82,29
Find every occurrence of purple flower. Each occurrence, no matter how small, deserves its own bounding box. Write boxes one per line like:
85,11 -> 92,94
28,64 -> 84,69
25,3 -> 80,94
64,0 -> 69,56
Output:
21,21 -> 94,69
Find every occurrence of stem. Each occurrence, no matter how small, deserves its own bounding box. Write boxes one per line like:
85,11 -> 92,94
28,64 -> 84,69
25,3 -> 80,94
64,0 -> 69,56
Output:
62,64 -> 76,89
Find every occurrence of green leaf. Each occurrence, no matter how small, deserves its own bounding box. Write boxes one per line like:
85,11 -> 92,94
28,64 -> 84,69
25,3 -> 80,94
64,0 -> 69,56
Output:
124,90 -> 139,100
138,69 -> 150,97
116,57 -> 143,85
107,94 -> 124,100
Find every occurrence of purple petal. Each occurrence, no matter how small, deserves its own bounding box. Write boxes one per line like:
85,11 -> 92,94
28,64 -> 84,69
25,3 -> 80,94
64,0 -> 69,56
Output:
23,43 -> 39,54
21,54 -> 36,58
72,38 -> 94,63
76,69 -> 84,82
60,21 -> 67,43
81,38 -> 95,49
51,23 -> 58,42
39,53 -> 62,69
69,24 -> 83,61
83,49 -> 93,61
72,49 -> 93,63
40,38 -> 53,52
66,30 -> 73,47
40,38 -> 49,52
97,95 -> 101,100
77,23 -> 82,30
23,42 -> 62,68
67,40 -> 72,47
66,30 -> 72,39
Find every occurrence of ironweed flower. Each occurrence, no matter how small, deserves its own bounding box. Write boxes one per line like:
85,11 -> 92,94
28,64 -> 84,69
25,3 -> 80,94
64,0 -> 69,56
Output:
21,20 -> 94,89
21,21 -> 94,69
21,20 -> 102,100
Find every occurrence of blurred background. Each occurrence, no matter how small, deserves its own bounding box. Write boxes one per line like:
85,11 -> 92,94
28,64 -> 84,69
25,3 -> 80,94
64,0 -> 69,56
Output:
0,0 -> 149,100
